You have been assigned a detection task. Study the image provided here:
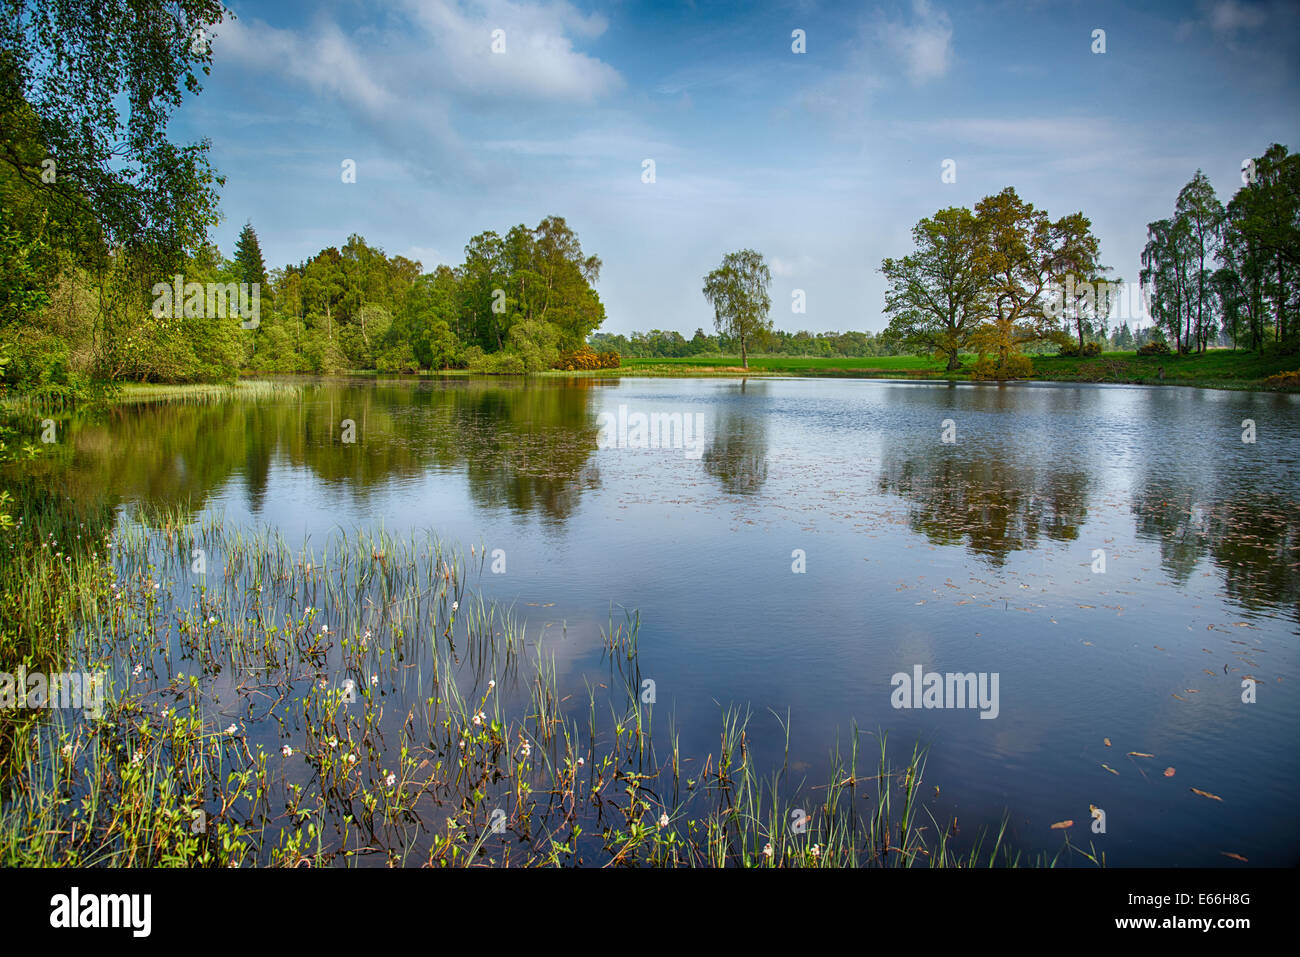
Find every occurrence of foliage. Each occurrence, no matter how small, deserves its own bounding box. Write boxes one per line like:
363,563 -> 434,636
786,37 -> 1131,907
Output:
883,189 -> 1107,375
972,352 -> 1033,380
554,345 -> 620,370
881,207 -> 989,370
702,249 -> 772,369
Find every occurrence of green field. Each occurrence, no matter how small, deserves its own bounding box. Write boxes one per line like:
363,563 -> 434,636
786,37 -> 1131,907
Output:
588,351 -> 1300,391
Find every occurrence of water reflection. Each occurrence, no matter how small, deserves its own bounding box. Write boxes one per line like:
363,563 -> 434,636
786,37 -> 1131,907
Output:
702,382 -> 770,495
876,446 -> 1091,567
47,377 -> 603,522
8,376 -> 1298,626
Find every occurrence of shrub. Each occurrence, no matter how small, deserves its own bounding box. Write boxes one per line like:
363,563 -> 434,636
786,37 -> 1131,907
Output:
467,351 -> 525,375
1059,341 -> 1101,358
1137,340 -> 1171,356
1263,369 -> 1300,389
375,341 -> 420,373
972,353 -> 1033,380
553,346 -> 622,370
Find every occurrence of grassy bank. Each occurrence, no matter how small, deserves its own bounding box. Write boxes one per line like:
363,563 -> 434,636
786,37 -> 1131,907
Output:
557,351 -> 1300,391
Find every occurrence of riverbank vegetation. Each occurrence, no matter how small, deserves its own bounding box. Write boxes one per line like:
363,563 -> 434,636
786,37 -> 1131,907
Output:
4,4 -> 1296,399
1,502 -> 1095,867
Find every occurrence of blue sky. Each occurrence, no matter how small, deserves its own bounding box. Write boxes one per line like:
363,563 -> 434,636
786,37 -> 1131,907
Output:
176,0 -> 1300,336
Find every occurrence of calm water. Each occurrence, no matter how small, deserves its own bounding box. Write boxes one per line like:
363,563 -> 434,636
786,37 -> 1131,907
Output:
49,376 -> 1300,864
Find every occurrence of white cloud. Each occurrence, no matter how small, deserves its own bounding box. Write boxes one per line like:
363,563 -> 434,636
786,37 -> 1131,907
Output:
214,1 -> 624,149
769,254 -> 818,277
880,0 -> 953,85
399,0 -> 622,104
217,17 -> 392,113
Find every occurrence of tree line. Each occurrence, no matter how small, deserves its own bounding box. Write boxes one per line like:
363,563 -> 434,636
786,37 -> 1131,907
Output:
3,3 -> 1297,397
0,2 -> 610,392
880,149 -> 1299,377
1142,147 -> 1299,354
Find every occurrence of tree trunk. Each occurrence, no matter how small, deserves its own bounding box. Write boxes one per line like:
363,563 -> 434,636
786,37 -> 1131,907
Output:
740,337 -> 748,369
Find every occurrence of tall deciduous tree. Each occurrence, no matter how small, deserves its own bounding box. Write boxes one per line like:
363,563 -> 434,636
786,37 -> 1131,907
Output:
702,249 -> 772,369
1141,216 -> 1194,353
972,187 -> 1062,370
1220,144 -> 1300,348
880,206 -> 989,370
0,0 -> 227,268
1174,171 -> 1224,353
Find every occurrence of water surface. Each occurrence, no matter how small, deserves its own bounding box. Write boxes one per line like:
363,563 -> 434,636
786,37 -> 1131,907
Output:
46,376 -> 1300,865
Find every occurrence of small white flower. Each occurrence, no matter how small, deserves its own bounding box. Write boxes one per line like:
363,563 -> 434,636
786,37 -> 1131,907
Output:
225,724 -> 237,735
488,679 -> 495,689
281,745 -> 293,757
386,773 -> 396,787
319,624 -> 328,633
472,711 -> 484,726
327,736 -> 338,748
132,664 -> 142,677
763,843 -> 773,859
370,674 -> 378,686
208,616 -> 216,624
61,743 -> 72,757
347,753 -> 356,764
451,601 -> 458,613
658,813 -> 669,828
811,844 -> 822,859
576,757 -> 584,767
131,748 -> 144,765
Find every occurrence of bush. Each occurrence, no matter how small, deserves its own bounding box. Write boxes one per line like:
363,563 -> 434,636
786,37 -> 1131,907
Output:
1058,341 -> 1101,358
1137,340 -> 1171,357
972,353 -> 1033,380
374,341 -> 420,374
553,345 -> 621,370
467,351 -> 525,375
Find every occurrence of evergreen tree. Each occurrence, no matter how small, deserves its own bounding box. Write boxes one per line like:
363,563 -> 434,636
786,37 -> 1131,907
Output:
234,222 -> 269,289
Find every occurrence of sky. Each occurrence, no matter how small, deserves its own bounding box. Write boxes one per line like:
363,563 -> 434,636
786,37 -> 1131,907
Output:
173,0 -> 1300,337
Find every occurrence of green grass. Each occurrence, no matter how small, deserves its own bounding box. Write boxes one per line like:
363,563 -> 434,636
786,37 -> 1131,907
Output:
110,380 -> 302,404
574,350 -> 1300,391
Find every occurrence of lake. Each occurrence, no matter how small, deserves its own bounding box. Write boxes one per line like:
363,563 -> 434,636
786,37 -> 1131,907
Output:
38,375 -> 1300,865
